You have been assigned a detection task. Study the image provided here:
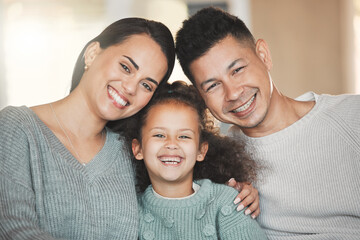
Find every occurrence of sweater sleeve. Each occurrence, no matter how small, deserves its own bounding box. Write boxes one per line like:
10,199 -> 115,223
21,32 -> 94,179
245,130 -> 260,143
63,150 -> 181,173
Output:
215,185 -> 267,240
0,107 -> 59,240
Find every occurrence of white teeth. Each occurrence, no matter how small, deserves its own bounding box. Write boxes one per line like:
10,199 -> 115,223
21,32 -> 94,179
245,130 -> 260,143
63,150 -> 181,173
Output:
108,87 -> 128,106
159,157 -> 181,163
233,95 -> 255,113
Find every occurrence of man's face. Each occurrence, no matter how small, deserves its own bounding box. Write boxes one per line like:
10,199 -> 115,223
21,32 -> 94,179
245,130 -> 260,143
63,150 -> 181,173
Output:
189,35 -> 273,130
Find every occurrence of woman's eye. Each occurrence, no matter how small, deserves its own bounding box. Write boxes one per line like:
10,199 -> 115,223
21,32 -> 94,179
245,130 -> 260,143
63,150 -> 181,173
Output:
120,63 -> 130,73
141,82 -> 153,92
205,82 -> 219,92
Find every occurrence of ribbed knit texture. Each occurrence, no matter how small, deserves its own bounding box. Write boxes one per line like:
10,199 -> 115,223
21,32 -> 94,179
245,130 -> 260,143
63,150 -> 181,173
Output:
138,179 -> 267,240
229,92 -> 360,240
0,106 -> 138,240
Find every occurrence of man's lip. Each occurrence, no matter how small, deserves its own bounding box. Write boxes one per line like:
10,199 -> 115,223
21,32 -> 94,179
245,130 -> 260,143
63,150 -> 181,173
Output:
228,94 -> 256,117
107,85 -> 130,109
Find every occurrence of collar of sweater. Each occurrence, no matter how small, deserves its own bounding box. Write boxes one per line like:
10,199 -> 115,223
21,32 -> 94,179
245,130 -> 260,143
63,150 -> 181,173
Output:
141,179 -> 215,208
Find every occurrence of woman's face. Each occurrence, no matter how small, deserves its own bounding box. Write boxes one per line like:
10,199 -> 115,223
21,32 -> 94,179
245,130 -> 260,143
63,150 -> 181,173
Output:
81,34 -> 168,121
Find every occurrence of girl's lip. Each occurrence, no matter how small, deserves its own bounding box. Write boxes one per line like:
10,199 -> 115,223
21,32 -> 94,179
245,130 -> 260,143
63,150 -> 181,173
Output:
158,155 -> 184,166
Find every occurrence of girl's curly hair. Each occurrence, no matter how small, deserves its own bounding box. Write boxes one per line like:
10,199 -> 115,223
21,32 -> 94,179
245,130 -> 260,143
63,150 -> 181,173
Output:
110,81 -> 259,192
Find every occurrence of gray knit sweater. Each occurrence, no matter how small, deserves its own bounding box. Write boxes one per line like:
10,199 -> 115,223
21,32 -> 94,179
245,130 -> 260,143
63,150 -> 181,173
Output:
138,179 -> 267,240
229,93 -> 360,240
0,106 -> 138,239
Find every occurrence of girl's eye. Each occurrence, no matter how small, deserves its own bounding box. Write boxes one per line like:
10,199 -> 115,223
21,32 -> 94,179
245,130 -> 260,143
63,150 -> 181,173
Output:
205,82 -> 220,92
179,135 -> 191,139
120,63 -> 130,73
141,82 -> 153,92
153,134 -> 165,138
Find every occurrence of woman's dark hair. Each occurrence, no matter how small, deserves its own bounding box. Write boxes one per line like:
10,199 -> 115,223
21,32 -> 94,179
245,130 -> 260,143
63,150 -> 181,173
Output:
71,17 -> 175,91
176,7 -> 255,84
113,81 -> 259,193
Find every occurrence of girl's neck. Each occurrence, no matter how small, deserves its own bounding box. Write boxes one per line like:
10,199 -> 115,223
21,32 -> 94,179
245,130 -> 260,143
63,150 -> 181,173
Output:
151,179 -> 194,198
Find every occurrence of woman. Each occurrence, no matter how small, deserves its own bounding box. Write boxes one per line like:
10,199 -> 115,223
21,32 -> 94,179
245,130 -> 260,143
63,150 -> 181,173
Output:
0,17 -> 175,240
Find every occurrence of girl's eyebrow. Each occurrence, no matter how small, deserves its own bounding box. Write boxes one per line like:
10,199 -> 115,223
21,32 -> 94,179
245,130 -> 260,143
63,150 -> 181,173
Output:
178,128 -> 195,134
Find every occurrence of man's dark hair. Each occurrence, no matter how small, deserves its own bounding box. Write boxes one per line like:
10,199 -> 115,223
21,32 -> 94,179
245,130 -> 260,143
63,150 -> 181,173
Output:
176,7 -> 255,84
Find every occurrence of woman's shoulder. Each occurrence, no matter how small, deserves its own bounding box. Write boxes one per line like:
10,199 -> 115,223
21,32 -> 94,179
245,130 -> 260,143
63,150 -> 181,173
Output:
0,106 -> 34,128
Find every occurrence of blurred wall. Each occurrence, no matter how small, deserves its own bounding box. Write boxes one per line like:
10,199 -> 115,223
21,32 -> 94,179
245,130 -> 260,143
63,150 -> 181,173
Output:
0,0 -> 6,108
251,0 -> 355,97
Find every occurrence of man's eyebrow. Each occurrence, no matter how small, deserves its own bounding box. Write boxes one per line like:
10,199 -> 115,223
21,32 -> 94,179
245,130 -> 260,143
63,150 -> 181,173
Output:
227,58 -> 241,70
123,55 -> 139,70
200,78 -> 216,89
200,59 -> 242,90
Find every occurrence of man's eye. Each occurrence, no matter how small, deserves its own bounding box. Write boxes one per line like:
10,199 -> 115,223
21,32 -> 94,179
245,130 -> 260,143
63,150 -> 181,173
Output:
206,82 -> 219,92
233,66 -> 245,75
120,63 -> 130,73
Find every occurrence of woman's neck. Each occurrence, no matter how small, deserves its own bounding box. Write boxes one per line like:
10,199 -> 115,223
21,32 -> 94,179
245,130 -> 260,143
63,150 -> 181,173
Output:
53,89 -> 107,138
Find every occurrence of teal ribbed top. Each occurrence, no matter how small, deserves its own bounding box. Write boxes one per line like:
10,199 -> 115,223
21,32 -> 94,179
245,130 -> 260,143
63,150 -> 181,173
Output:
138,179 -> 267,240
0,106 -> 138,239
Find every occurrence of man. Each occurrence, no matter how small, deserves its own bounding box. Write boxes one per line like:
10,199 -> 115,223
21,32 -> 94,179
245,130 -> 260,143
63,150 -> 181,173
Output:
175,7 -> 360,240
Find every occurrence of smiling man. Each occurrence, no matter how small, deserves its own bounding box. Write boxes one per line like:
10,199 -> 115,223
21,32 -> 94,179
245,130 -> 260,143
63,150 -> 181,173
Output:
175,7 -> 360,240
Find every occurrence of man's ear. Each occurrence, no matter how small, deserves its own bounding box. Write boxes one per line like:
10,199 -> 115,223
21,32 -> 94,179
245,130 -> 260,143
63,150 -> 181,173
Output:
84,41 -> 101,67
132,139 -> 144,160
196,142 -> 209,162
255,39 -> 272,71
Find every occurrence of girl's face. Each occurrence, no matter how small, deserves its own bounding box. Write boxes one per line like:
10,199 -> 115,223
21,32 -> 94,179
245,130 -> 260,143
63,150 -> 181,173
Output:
132,102 -> 208,190
81,34 -> 168,121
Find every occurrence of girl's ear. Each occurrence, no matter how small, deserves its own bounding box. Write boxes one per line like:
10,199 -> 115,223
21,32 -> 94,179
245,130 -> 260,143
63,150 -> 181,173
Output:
84,41 -> 101,67
196,142 -> 209,162
132,139 -> 144,160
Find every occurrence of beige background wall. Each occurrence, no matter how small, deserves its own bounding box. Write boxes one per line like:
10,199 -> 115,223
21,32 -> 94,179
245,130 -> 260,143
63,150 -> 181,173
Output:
251,0 -> 354,98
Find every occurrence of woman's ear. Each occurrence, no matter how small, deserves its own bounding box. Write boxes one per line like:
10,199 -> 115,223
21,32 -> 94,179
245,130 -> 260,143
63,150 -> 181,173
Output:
255,39 -> 273,71
196,142 -> 209,162
132,139 -> 144,160
84,41 -> 101,67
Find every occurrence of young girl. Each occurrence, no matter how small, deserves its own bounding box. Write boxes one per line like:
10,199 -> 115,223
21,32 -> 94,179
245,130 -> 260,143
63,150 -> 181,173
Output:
117,81 -> 266,239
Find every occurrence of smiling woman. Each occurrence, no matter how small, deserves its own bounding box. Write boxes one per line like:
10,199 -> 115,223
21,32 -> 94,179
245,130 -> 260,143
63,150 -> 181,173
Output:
0,17 -> 175,239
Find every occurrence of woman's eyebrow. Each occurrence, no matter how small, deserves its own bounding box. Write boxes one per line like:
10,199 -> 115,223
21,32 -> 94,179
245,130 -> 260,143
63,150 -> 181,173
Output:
124,55 -> 139,70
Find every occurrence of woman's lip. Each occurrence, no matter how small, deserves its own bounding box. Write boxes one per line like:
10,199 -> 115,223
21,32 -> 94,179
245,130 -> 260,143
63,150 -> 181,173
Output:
107,85 -> 129,109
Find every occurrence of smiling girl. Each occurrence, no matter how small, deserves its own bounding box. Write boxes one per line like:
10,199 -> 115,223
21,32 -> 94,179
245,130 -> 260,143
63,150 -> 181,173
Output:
116,81 -> 266,239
